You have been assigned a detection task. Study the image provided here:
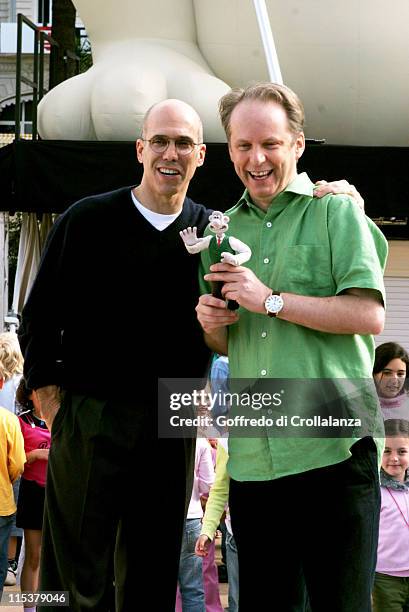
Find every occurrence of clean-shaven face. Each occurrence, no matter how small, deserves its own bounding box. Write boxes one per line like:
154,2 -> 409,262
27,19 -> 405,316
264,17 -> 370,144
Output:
136,101 -> 206,201
228,99 -> 305,211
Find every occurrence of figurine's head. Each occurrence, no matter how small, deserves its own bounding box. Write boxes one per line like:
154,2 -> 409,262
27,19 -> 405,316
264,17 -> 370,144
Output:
208,211 -> 229,236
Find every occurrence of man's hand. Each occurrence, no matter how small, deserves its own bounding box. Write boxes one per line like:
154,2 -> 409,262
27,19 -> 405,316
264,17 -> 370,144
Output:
204,263 -> 270,315
196,293 -> 239,334
35,385 -> 61,431
313,179 -> 365,211
195,534 -> 211,557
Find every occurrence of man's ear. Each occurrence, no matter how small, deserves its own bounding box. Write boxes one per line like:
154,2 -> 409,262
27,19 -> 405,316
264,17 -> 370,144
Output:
295,133 -> 305,161
136,139 -> 144,163
196,143 -> 206,167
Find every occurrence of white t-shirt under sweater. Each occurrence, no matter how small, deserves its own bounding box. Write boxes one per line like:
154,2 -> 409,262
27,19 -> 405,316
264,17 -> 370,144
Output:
131,190 -> 180,230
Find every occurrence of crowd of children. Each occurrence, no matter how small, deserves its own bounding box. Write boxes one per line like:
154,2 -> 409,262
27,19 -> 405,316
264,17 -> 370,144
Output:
0,332 -> 50,611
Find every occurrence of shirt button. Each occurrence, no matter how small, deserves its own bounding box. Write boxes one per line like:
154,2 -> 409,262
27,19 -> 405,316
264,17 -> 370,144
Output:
261,331 -> 267,338
266,222 -> 272,228
267,409 -> 273,415
263,257 -> 269,264
261,369 -> 267,376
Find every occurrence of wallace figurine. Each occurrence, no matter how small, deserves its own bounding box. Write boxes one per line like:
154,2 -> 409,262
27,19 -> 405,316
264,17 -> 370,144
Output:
180,210 -> 251,310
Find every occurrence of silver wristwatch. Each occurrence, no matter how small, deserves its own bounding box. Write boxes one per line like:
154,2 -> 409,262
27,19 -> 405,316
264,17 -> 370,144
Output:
264,291 -> 284,318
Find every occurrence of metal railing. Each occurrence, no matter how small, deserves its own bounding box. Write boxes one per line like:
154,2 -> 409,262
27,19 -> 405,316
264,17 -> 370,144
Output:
14,13 -> 80,141
15,13 -> 58,140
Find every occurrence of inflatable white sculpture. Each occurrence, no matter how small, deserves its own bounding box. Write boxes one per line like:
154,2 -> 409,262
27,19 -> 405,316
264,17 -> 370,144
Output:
38,0 -> 233,141
38,0 -> 409,145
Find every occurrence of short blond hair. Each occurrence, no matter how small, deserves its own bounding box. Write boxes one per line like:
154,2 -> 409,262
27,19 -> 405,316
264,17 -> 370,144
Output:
219,82 -> 305,141
0,333 -> 24,381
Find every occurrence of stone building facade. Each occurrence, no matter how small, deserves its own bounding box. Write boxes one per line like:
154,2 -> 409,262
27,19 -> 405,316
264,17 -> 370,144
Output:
1,0 -> 51,139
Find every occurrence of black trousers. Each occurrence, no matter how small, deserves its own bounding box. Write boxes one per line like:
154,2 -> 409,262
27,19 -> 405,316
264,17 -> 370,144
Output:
229,437 -> 380,612
39,392 -> 194,612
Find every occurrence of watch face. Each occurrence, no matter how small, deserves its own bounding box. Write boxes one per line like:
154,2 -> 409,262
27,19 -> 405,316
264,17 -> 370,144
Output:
265,294 -> 284,314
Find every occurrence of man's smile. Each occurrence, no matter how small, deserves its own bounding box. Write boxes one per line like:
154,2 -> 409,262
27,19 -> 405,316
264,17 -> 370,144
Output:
248,169 -> 273,180
157,166 -> 180,176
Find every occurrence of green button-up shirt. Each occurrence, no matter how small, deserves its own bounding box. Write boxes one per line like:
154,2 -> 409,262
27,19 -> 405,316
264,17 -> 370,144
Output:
199,173 -> 388,481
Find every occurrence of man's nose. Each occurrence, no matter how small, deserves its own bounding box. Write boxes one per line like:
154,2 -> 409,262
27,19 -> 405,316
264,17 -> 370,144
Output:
162,140 -> 178,160
250,147 -> 267,165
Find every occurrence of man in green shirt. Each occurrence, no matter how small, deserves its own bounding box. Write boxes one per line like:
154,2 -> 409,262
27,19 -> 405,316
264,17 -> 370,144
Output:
195,83 -> 387,611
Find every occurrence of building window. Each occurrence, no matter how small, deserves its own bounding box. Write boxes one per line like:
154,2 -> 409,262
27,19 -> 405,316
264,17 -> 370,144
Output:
0,102 -> 33,136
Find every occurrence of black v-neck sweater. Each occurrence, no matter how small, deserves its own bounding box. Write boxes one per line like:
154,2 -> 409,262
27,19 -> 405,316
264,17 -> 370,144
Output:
19,186 -> 212,399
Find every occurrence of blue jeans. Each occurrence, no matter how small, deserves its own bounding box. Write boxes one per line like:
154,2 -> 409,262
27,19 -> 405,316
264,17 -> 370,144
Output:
0,514 -> 14,595
226,531 -> 239,612
178,518 -> 205,612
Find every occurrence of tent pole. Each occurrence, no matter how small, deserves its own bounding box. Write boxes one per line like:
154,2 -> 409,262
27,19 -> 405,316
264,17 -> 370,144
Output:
252,0 -> 283,84
0,212 -> 9,332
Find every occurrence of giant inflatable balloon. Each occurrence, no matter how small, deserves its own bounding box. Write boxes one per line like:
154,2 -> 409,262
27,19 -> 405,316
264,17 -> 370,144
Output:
38,0 -> 409,145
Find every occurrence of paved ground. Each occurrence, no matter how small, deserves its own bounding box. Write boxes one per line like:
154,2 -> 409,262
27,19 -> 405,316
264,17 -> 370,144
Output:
1,535 -> 229,611
1,584 -> 23,612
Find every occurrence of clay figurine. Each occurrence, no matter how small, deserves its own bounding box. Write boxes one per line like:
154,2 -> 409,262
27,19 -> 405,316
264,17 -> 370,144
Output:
180,211 -> 251,310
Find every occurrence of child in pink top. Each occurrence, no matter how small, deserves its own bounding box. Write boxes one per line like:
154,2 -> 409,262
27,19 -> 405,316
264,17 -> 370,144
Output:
18,415 -> 49,488
15,379 -> 51,612
373,419 -> 409,612
176,436 -> 215,611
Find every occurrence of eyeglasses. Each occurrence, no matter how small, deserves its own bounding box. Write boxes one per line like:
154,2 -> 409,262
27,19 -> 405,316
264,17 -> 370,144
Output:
141,136 -> 202,156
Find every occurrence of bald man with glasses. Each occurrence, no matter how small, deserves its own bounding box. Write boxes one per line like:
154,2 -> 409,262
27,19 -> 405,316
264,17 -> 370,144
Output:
19,99 -> 212,612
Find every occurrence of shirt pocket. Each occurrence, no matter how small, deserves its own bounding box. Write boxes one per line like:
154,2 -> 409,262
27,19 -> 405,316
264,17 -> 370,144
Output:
280,245 -> 333,295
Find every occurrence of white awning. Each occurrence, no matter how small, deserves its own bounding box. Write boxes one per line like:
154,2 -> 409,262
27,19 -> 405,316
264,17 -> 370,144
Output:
0,93 -> 33,112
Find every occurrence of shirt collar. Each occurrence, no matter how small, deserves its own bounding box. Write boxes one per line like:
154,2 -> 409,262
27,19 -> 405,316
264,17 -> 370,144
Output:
237,172 -> 314,209
380,467 -> 409,491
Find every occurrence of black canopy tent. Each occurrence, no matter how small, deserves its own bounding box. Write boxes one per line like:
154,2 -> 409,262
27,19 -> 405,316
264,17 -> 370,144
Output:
0,140 -> 408,238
